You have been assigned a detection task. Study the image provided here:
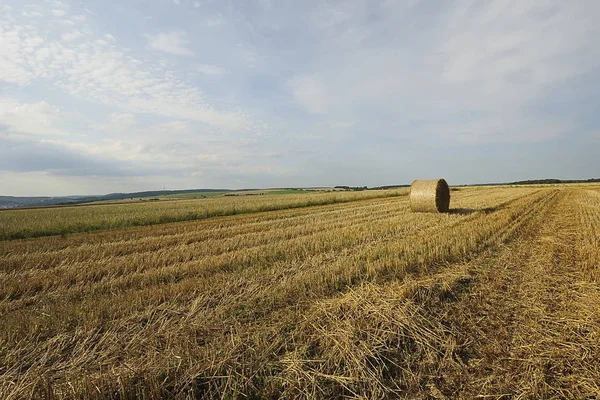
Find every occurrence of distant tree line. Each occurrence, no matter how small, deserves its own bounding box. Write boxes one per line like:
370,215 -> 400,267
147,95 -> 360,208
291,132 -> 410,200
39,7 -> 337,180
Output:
510,178 -> 600,185
334,179 -> 600,191
334,186 -> 369,191
335,185 -> 410,191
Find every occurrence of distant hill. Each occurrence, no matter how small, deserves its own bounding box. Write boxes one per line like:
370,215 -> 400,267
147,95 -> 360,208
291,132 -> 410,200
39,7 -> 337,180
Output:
452,178 -> 600,187
0,196 -> 88,209
92,188 -> 229,202
509,178 -> 600,185
0,189 -> 231,209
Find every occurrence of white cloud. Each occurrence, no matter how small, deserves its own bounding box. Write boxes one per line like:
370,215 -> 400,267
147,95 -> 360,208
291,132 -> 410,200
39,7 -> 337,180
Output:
193,2 -> 201,8
0,98 -> 65,136
110,113 -> 136,126
146,31 -> 193,56
287,1 -> 600,143
197,64 -> 225,75
0,11 -> 250,130
321,120 -> 357,129
51,9 -> 66,17
22,5 -> 43,18
61,30 -> 83,41
289,76 -> 330,114
433,114 -> 571,143
0,28 -> 38,85
85,115 -> 270,173
311,4 -> 352,31
204,15 -> 225,27
0,171 -> 98,197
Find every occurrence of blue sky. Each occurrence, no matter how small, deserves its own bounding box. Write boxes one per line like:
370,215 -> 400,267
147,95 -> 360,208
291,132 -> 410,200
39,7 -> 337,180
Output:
1,0 -> 599,196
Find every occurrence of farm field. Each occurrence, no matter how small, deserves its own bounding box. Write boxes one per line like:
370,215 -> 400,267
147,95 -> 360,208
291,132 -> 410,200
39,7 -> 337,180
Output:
1,185 -> 599,399
0,189 -> 404,241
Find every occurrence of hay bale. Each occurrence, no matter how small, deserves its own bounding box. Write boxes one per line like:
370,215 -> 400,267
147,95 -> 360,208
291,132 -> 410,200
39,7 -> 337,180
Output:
410,179 -> 450,213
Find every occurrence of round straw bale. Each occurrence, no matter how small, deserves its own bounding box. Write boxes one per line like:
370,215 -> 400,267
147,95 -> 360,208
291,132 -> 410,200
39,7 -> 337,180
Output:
410,179 -> 450,213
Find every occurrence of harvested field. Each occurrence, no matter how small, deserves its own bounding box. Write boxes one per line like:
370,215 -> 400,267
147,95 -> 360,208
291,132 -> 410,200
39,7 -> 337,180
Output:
1,185 -> 599,399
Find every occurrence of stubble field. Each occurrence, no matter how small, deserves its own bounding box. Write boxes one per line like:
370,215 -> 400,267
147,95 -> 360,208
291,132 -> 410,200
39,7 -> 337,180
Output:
1,185 -> 599,399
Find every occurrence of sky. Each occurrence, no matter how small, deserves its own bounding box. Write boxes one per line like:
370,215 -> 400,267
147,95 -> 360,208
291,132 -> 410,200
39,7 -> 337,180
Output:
1,0 -> 599,196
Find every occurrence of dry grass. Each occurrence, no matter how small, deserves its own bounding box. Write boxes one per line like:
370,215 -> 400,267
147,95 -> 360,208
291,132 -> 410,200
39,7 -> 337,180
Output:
404,187 -> 600,398
0,189 -> 406,240
0,185 -> 599,399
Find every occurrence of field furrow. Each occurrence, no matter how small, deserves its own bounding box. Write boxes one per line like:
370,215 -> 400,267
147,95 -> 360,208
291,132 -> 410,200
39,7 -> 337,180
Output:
239,188 -> 599,399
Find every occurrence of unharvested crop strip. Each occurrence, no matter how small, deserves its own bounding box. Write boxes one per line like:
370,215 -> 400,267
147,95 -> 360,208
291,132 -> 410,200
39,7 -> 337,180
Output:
0,197 -> 409,272
0,190 -> 408,240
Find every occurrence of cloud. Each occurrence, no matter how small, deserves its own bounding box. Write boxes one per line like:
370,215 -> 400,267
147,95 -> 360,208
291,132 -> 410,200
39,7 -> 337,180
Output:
51,9 -> 66,17
432,114 -> 571,143
85,111 -> 274,174
0,130 -> 244,181
289,76 -> 329,114
91,113 -> 138,137
197,64 -> 225,75
146,31 -> 193,56
61,30 -> 83,41
0,11 -> 250,130
22,5 -> 43,18
0,98 -> 67,136
0,134 -> 135,176
286,1 -> 600,143
321,120 -> 357,129
204,15 -> 225,27
110,113 -> 136,126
